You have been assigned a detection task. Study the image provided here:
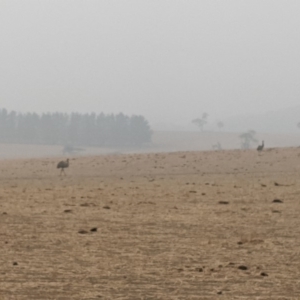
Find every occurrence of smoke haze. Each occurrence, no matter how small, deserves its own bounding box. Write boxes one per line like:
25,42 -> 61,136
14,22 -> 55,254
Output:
1,1 -> 300,128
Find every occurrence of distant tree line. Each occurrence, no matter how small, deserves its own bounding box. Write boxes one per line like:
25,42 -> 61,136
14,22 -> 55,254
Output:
0,109 -> 152,147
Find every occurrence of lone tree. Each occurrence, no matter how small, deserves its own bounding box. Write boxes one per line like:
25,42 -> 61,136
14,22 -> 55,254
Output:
192,113 -> 208,132
239,130 -> 258,149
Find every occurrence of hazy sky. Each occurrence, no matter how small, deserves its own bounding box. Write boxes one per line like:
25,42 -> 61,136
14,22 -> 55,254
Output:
1,1 -> 300,126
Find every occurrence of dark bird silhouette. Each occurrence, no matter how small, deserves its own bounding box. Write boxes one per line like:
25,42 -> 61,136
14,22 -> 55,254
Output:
257,141 -> 264,152
57,159 -> 69,176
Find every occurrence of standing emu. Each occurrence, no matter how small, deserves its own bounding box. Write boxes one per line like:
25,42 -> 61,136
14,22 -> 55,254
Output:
57,158 -> 69,175
257,141 -> 264,152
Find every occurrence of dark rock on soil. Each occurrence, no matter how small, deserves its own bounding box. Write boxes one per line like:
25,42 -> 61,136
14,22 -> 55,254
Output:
219,201 -> 229,205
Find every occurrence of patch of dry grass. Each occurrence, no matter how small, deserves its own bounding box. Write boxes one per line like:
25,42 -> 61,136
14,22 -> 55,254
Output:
0,148 -> 300,299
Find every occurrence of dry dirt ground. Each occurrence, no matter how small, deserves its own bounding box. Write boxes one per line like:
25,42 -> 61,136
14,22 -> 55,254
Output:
0,148 -> 300,299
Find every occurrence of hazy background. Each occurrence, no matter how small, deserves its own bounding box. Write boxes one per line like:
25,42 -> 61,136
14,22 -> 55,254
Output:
1,0 -> 300,133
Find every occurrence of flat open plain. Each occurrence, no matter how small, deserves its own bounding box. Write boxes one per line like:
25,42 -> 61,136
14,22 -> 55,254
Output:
1,148 -> 300,299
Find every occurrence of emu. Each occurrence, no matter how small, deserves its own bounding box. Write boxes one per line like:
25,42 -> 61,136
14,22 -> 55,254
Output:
57,158 -> 69,176
257,141 -> 264,152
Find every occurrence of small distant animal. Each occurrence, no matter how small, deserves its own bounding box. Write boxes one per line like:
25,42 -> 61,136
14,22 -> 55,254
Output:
257,141 -> 264,152
212,142 -> 222,151
57,159 -> 69,176
63,145 -> 85,155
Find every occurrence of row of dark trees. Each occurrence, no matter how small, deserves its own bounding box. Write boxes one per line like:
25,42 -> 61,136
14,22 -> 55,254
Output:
0,109 -> 152,147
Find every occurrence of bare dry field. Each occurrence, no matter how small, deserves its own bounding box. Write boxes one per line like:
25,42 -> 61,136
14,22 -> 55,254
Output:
1,147 -> 300,299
